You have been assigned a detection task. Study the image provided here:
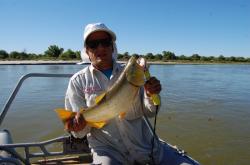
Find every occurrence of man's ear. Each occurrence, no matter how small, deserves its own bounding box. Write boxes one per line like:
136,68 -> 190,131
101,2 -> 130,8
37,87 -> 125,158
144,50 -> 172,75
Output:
85,49 -> 91,61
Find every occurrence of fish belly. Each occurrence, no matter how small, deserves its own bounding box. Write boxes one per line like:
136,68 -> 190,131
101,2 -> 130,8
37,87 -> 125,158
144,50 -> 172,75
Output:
83,82 -> 139,122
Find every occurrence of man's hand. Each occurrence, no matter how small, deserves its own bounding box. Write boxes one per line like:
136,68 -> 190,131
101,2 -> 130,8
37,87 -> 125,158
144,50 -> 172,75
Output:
64,112 -> 87,132
144,77 -> 162,96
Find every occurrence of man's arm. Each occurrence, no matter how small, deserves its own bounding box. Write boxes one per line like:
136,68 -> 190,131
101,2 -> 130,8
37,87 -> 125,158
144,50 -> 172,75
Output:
124,76 -> 162,120
142,77 -> 162,117
64,77 -> 91,138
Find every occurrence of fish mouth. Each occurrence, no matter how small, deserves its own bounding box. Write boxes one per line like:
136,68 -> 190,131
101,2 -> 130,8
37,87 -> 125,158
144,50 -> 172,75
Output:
137,57 -> 147,69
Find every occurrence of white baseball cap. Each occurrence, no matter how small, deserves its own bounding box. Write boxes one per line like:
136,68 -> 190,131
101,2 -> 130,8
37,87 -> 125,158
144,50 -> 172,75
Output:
84,23 -> 116,44
80,23 -> 117,63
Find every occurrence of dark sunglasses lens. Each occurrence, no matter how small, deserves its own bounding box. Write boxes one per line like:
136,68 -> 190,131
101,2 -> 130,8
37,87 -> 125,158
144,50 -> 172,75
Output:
101,39 -> 112,47
87,38 -> 112,49
87,41 -> 99,49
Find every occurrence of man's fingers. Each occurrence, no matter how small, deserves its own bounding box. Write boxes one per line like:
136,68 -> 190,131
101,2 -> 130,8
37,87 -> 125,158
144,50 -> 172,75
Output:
74,113 -> 86,131
64,113 -> 86,132
147,77 -> 159,84
75,113 -> 86,125
144,77 -> 162,95
64,118 -> 74,131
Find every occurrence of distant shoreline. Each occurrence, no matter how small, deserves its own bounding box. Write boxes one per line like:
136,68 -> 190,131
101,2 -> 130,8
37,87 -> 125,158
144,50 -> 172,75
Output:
0,60 -> 250,65
0,60 -> 80,65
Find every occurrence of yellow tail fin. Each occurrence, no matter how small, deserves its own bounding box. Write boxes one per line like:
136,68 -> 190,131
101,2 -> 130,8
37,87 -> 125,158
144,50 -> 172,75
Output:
54,108 -> 76,123
55,108 -> 106,129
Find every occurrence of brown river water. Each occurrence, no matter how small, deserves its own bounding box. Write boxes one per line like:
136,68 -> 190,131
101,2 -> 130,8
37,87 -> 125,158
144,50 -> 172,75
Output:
1,64 -> 250,164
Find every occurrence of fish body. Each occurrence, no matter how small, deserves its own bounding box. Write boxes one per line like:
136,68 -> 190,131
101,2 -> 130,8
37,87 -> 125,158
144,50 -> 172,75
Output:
55,56 -> 145,128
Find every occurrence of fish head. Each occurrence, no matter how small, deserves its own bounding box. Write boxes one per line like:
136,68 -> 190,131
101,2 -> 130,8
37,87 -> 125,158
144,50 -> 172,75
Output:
126,56 -> 145,86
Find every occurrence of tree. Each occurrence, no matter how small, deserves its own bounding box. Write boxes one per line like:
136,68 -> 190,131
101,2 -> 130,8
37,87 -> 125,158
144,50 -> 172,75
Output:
162,51 -> 176,61
145,53 -> 154,60
117,53 -> 124,60
9,51 -> 20,59
75,51 -> 81,60
60,49 -> 77,60
178,55 -> 187,60
227,56 -> 236,62
0,50 -> 8,59
44,45 -> 64,58
247,58 -> 250,62
131,53 -> 139,59
217,55 -> 225,61
122,52 -> 130,60
155,54 -> 163,60
200,56 -> 210,61
191,54 -> 201,61
19,52 -> 29,60
207,56 -> 215,62
235,56 -> 246,62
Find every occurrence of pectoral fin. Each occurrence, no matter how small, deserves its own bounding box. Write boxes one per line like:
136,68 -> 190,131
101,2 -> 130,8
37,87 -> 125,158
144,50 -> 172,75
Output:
86,120 -> 107,129
54,108 -> 76,123
119,112 -> 126,119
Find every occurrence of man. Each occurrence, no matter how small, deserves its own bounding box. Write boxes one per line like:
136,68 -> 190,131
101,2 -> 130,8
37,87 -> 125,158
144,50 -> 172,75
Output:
64,23 -> 199,165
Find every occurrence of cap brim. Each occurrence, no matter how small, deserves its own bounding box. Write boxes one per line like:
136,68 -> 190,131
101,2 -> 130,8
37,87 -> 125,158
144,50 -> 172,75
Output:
84,29 -> 116,46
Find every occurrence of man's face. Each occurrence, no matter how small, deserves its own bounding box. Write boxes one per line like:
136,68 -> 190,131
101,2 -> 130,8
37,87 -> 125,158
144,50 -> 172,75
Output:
86,31 -> 113,70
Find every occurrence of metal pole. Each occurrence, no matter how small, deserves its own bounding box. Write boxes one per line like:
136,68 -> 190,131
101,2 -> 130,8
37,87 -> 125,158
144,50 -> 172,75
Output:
0,73 -> 73,126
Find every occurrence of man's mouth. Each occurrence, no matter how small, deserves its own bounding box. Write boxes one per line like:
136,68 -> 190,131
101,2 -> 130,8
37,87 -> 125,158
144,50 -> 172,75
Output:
95,57 -> 102,63
96,53 -> 106,57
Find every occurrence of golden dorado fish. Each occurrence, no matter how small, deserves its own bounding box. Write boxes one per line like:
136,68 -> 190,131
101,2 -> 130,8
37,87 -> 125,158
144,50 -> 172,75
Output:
55,56 -> 145,129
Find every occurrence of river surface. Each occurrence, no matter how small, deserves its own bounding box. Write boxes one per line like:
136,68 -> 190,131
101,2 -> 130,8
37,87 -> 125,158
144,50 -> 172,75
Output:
0,64 -> 250,164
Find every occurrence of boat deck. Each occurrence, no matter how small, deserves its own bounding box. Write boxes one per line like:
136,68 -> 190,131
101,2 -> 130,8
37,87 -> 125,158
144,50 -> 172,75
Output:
32,155 -> 92,165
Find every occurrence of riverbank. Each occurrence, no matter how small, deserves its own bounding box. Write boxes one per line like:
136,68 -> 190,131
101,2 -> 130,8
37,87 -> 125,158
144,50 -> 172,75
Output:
0,60 -> 166,65
0,60 -> 250,65
0,60 -> 80,65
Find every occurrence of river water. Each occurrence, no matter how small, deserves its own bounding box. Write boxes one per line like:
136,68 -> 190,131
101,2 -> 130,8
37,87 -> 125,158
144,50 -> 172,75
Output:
0,64 -> 250,164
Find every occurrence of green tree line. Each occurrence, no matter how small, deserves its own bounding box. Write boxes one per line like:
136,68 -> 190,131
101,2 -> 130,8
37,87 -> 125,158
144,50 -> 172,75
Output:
118,51 -> 250,63
1,45 -> 250,63
0,45 -> 81,60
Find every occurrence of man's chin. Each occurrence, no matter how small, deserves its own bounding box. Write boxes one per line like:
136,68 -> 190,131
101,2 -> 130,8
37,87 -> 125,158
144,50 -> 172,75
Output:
93,61 -> 112,70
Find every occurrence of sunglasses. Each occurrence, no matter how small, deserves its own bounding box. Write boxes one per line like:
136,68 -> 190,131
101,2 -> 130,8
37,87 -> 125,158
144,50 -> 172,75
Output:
86,38 -> 112,49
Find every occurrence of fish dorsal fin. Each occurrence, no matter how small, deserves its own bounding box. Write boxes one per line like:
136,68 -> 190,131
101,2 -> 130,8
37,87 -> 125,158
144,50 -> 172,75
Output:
86,120 -> 107,129
55,108 -> 76,123
95,92 -> 106,104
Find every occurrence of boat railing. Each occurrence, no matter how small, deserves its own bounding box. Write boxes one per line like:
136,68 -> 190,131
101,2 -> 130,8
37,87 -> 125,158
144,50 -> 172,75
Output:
0,131 -> 91,164
0,73 -> 73,126
0,73 -> 158,164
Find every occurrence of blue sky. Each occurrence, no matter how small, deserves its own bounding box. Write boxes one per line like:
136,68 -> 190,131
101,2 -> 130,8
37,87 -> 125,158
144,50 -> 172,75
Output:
0,0 -> 249,57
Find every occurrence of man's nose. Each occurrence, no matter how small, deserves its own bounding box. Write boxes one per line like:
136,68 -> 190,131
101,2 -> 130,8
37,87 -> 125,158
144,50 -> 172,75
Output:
96,43 -> 106,50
